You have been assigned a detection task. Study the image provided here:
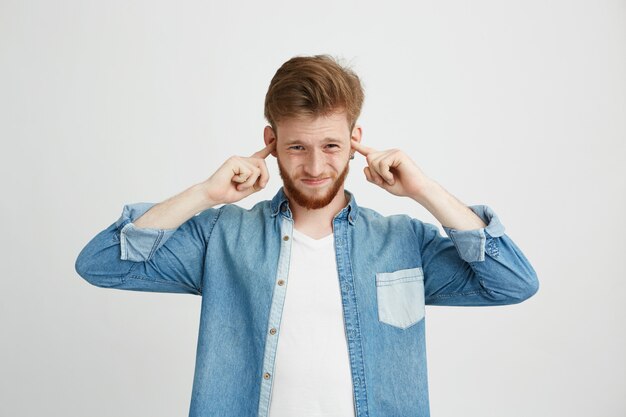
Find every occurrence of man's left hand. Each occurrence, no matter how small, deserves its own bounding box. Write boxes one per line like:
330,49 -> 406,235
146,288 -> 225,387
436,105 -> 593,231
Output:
351,139 -> 432,200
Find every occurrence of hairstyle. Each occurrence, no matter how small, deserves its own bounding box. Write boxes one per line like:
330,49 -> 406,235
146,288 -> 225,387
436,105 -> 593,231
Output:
264,54 -> 365,135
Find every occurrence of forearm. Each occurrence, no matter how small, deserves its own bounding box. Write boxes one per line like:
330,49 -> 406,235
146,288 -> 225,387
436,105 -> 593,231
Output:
133,183 -> 214,230
412,180 -> 487,231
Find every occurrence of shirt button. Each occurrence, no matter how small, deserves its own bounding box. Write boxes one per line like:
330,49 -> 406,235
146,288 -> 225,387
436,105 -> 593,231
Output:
349,215 -> 353,222
277,279 -> 285,286
263,372 -> 271,380
269,328 -> 277,335
283,235 -> 289,241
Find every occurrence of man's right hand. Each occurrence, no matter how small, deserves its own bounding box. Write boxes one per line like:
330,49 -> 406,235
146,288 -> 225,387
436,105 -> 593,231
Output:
198,139 -> 276,206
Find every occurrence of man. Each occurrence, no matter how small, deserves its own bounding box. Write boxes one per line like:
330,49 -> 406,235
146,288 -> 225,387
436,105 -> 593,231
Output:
75,54 -> 539,417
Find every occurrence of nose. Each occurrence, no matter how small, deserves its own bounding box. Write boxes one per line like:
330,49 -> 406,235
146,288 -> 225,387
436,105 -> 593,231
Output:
303,148 -> 325,178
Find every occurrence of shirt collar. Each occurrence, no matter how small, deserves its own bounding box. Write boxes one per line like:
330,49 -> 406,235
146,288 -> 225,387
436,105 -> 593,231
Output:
270,186 -> 359,225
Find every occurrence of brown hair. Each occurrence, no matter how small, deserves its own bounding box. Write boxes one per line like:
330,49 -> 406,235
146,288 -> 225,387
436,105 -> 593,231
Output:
264,54 -> 365,134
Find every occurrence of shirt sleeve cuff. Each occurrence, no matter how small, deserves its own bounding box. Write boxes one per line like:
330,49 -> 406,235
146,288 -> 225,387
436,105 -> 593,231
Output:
441,205 -> 506,263
115,203 -> 178,262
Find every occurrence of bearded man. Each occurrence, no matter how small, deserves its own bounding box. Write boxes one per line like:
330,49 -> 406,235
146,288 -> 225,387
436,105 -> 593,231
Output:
76,54 -> 539,417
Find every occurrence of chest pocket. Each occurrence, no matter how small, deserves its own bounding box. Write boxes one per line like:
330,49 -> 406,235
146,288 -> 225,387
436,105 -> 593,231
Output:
375,267 -> 425,329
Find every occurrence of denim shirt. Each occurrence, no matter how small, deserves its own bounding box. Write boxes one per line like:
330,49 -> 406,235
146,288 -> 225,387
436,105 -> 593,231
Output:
75,187 -> 539,417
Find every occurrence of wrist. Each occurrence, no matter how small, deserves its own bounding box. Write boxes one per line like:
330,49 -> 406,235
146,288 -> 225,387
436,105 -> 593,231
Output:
409,178 -> 440,208
190,183 -> 219,211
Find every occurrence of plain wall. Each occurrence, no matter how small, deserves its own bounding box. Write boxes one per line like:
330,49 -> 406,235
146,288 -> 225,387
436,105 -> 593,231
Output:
1,0 -> 624,416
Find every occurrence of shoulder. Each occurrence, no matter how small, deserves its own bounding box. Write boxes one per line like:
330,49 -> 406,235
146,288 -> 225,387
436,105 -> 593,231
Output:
357,205 -> 415,226
190,199 -> 272,237
355,205 -> 439,241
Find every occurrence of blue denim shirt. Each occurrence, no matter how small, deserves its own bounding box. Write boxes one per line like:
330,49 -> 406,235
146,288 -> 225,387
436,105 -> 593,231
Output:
75,187 -> 539,417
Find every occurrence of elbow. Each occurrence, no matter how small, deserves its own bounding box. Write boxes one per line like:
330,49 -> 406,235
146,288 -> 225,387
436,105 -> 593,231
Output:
487,271 -> 539,305
522,275 -> 539,302
75,249 -> 87,279
512,271 -> 540,304
75,224 -> 132,289
74,248 -> 124,289
74,250 -> 98,287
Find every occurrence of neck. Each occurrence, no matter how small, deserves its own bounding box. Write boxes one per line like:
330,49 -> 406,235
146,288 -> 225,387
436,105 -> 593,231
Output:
286,187 -> 349,236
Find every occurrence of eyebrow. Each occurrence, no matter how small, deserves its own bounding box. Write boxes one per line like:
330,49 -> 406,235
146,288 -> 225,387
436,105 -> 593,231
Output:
283,137 -> 344,146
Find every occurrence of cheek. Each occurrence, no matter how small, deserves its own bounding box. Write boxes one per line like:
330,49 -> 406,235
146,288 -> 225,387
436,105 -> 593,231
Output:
277,156 -> 300,173
330,153 -> 349,166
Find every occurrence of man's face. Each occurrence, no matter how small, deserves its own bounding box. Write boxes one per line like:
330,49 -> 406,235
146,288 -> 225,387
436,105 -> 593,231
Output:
265,111 -> 361,210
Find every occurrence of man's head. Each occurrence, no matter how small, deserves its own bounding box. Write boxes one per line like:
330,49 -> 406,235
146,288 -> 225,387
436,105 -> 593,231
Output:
263,54 -> 365,209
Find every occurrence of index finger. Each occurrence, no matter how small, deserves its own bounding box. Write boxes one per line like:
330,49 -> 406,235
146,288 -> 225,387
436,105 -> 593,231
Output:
251,139 -> 276,159
351,138 -> 376,156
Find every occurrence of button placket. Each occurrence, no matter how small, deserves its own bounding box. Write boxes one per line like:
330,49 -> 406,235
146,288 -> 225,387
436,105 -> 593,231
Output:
257,216 -> 294,417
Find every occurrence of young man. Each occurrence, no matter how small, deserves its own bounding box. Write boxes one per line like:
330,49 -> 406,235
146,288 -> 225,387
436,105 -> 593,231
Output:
75,54 -> 539,417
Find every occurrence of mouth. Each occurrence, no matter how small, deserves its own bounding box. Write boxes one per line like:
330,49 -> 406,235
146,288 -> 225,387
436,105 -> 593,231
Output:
301,177 -> 331,187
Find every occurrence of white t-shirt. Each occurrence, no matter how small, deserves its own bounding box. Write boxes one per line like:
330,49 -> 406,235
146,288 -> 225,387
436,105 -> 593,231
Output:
268,228 -> 356,417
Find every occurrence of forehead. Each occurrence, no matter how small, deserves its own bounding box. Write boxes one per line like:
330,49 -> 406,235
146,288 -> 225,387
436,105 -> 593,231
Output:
276,112 -> 350,142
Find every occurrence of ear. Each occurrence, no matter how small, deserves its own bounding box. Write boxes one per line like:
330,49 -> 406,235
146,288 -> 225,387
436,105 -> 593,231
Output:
349,125 -> 363,159
351,124 -> 363,144
263,125 -> 278,157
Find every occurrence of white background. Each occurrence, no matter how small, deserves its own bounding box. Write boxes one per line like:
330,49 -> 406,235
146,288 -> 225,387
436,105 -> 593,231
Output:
1,0 -> 624,416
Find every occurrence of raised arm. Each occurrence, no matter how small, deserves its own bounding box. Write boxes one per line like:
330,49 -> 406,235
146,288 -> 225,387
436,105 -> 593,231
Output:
414,206 -> 539,306
351,138 -> 539,306
74,188 -> 219,295
74,139 -> 275,295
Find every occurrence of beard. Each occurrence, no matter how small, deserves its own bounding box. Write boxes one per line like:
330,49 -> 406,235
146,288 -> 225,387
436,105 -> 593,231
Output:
277,157 -> 350,210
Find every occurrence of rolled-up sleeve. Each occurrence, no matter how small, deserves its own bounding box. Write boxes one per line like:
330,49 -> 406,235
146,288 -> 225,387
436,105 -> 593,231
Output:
415,205 -> 539,306
441,205 -> 506,263
115,203 -> 178,262
75,202 -> 221,295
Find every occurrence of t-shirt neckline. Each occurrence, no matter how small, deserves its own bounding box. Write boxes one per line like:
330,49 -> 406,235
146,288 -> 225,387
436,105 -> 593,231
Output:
292,228 -> 334,248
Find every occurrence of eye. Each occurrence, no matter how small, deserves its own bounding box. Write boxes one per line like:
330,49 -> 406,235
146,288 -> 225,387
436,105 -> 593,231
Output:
288,145 -> 304,150
325,144 -> 340,149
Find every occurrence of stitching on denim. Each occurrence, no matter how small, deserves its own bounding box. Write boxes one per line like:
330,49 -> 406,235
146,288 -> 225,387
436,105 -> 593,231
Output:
196,206 -> 224,295
120,236 -> 126,261
345,224 -> 369,415
429,289 -> 491,300
205,206 -> 223,243
256,215 -> 293,416
148,229 -> 165,260
125,274 -> 201,295
380,315 -> 424,330
119,223 -> 132,260
119,261 -> 139,284
376,275 -> 423,286
479,228 -> 486,261
116,218 -> 132,233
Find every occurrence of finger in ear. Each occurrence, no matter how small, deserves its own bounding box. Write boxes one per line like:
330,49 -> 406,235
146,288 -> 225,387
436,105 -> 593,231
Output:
365,166 -> 385,186
364,166 -> 372,182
